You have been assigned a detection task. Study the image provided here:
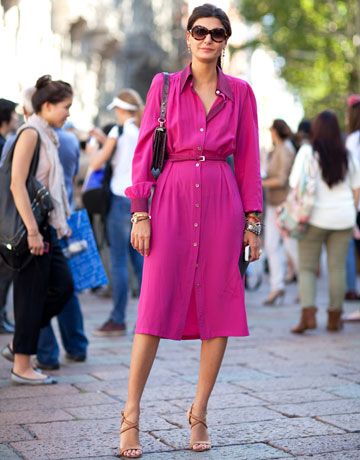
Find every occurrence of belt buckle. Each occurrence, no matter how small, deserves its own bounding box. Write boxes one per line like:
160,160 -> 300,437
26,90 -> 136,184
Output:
198,155 -> 205,162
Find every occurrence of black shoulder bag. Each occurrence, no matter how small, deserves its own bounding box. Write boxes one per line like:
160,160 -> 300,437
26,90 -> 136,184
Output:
0,128 -> 53,270
151,72 -> 170,178
82,124 -> 124,217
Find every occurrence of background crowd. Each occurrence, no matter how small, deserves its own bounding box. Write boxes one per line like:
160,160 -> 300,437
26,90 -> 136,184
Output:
1,83 -> 360,385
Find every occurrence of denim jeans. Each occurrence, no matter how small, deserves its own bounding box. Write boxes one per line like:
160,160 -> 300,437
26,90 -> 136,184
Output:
346,238 -> 357,292
37,293 -> 88,365
107,194 -> 143,325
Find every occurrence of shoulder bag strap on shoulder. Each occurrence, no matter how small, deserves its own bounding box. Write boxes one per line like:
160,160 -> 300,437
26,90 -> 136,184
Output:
159,72 -> 170,125
5,127 -> 41,177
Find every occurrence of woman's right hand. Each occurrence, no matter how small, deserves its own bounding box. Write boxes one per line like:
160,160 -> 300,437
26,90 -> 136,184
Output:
131,220 -> 151,257
27,232 -> 44,256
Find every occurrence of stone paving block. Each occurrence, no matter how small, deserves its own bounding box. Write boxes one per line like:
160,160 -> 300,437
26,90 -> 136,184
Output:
296,451 -> 360,460
0,444 -> 22,459
0,425 -> 33,443
105,382 -> 243,402
142,443 -> 291,459
253,388 -> 340,404
0,383 -> 79,400
233,375 -> 351,392
171,392 -> 263,411
269,432 -> 360,456
73,376 -> 181,395
269,398 -> 360,417
0,392 -> 116,412
56,374 -> 99,384
164,406 -> 284,428
180,367 -> 272,384
24,416 -> 174,439
151,417 -> 344,449
0,409 -> 74,425
317,413 -> 360,432
342,373 -> 360,384
324,383 -> 360,399
10,433 -> 171,459
141,399 -> 188,414
89,370 -> 130,381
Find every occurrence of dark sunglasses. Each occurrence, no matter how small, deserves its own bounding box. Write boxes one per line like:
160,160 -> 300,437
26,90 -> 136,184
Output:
189,25 -> 227,43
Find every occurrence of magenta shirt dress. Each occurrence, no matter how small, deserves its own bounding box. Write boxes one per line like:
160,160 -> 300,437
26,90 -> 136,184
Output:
125,64 -> 263,340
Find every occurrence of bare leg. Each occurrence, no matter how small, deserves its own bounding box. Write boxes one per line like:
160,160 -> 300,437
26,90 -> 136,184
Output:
13,354 -> 47,380
190,337 -> 228,451
120,333 -> 160,458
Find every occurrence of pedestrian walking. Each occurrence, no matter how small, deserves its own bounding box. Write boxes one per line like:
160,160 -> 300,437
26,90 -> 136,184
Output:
0,98 -> 18,334
344,94 -> 360,320
291,110 -> 360,333
1,75 -> 74,384
89,89 -> 144,337
119,4 -> 262,457
36,124 -> 88,369
262,119 -> 297,305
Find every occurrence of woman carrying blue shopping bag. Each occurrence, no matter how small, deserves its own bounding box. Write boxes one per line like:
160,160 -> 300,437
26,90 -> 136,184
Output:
87,89 -> 144,336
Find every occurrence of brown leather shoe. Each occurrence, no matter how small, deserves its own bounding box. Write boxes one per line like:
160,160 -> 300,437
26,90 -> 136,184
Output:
327,310 -> 343,331
93,320 -> 126,337
291,307 -> 317,334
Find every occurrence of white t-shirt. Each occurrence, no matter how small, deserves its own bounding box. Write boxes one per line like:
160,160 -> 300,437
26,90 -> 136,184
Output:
108,118 -> 139,197
289,143 -> 360,230
346,130 -> 360,161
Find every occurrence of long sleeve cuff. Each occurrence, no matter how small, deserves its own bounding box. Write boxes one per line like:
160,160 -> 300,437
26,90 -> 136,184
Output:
130,197 -> 149,213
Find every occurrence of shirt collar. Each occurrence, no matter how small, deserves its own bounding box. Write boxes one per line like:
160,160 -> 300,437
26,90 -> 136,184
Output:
180,63 -> 234,101
124,117 -> 135,126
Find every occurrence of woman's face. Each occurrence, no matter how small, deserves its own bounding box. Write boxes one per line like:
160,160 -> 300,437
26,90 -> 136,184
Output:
43,97 -> 73,128
186,17 -> 227,65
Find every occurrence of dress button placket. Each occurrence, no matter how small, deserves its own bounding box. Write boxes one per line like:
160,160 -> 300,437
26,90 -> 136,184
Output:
193,155 -> 201,293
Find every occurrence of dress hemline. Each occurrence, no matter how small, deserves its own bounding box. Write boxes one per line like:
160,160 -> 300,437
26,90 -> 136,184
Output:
134,328 -> 250,341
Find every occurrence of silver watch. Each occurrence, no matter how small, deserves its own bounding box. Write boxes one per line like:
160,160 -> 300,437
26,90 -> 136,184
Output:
245,221 -> 262,236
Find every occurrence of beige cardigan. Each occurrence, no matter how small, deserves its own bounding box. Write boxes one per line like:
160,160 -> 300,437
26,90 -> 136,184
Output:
265,141 -> 295,206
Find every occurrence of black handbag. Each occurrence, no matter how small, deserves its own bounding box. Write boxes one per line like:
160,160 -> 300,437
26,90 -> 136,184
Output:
151,72 -> 170,178
0,127 -> 53,270
82,125 -> 123,216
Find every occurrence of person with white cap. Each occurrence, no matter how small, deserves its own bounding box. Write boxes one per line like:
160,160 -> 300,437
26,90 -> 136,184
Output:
91,89 -> 145,336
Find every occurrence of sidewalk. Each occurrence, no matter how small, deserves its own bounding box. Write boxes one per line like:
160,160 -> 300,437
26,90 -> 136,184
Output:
0,274 -> 359,459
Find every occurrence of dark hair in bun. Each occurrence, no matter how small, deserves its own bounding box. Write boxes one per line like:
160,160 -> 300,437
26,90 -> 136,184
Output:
32,75 -> 73,113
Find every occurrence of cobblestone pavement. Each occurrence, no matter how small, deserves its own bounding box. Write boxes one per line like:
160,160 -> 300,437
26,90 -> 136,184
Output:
0,273 -> 360,459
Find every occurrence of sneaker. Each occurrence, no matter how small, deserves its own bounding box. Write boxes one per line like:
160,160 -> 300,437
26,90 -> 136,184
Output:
65,353 -> 87,362
93,320 -> 126,337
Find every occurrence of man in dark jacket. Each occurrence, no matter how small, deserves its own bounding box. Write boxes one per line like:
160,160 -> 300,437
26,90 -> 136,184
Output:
0,98 -> 18,334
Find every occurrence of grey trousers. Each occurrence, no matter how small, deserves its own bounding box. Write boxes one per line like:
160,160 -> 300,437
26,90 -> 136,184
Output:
298,225 -> 352,311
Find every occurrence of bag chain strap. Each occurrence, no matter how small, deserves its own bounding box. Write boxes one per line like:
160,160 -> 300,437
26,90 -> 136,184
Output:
158,72 -> 170,128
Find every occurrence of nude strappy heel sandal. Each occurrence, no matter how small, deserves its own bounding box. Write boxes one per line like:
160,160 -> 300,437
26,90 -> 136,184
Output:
119,410 -> 143,458
187,404 -> 212,452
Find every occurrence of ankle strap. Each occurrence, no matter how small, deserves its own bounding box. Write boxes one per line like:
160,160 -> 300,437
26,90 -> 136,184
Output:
188,404 -> 208,429
120,410 -> 140,434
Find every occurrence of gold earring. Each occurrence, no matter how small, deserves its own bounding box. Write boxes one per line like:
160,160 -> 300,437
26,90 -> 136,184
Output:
221,48 -> 226,66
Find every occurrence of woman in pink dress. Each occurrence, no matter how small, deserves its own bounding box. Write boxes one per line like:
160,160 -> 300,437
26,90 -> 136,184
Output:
119,4 -> 263,458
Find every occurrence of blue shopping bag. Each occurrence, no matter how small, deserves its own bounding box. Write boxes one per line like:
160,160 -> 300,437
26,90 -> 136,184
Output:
60,209 -> 108,292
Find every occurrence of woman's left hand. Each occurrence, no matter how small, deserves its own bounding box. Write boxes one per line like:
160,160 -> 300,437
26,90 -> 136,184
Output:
243,231 -> 262,261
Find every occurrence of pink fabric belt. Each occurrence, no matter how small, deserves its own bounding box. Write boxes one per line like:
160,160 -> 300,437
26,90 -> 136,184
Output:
167,153 -> 227,162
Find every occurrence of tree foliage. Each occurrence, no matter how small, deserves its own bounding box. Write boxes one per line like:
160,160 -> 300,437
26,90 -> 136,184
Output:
238,0 -> 360,120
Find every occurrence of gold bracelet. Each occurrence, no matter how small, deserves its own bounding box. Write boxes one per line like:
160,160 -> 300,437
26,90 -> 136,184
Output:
131,215 -> 151,224
132,212 -> 149,217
